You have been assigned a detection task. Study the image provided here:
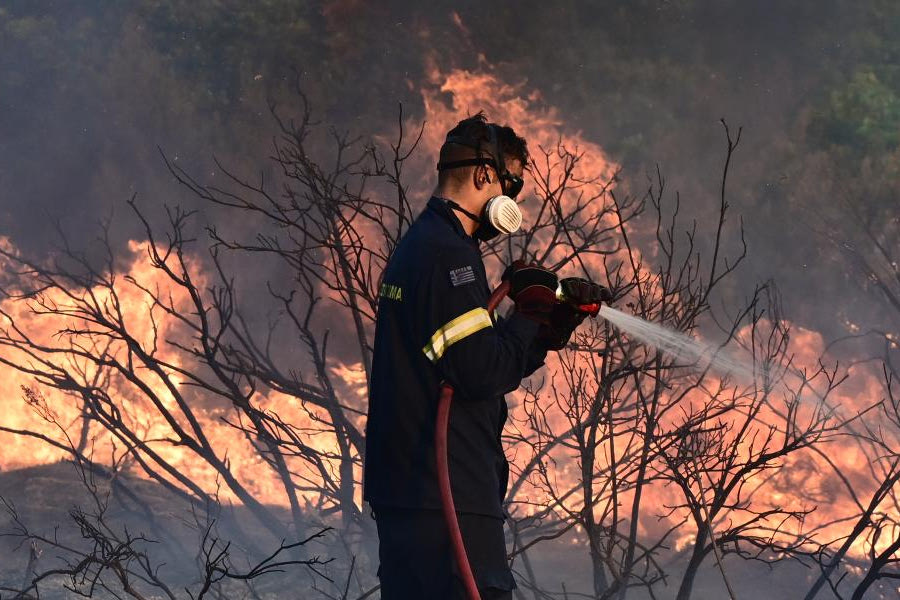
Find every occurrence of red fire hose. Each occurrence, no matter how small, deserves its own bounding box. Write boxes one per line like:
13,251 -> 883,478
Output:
435,279 -> 602,599
435,280 -> 510,600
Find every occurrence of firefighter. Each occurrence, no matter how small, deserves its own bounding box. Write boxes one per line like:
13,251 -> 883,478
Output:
363,113 -> 591,599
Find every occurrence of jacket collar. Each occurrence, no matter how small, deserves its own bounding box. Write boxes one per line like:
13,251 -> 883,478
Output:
427,196 -> 479,246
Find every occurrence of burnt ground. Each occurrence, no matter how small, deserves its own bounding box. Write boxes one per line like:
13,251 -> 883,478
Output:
0,461 -> 891,599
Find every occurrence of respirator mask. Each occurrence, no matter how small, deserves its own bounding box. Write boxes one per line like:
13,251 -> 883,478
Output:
436,124 -> 525,241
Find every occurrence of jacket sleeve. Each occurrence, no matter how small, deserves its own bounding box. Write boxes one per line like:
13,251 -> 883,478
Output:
494,311 -> 549,378
522,334 -> 550,378
421,256 -> 541,401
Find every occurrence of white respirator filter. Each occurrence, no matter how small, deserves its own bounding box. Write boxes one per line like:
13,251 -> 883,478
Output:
484,195 -> 522,235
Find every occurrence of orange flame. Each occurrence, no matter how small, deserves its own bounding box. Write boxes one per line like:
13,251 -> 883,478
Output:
0,66 -> 895,564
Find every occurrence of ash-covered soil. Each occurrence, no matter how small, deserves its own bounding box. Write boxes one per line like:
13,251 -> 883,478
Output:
0,461 -> 331,599
0,462 -> 893,599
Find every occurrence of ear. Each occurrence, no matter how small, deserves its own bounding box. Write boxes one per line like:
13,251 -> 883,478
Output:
473,164 -> 492,189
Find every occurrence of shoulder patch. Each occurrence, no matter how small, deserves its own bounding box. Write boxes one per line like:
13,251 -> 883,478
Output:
449,265 -> 476,287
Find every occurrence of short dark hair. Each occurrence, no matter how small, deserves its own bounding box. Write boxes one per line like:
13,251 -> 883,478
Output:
437,112 -> 528,188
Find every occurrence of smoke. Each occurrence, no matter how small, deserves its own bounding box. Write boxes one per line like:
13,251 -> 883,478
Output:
2,2 -> 890,345
2,2 -> 899,597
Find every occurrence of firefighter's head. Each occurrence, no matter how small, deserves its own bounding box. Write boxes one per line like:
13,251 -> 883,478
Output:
436,113 -> 529,241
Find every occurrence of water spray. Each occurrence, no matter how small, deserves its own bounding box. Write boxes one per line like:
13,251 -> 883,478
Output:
597,305 -> 761,383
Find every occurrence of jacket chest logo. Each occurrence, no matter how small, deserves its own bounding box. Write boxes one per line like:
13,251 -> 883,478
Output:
449,266 -> 476,287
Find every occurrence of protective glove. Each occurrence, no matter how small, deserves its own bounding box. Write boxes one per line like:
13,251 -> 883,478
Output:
536,303 -> 589,350
538,278 -> 611,350
502,260 -> 558,324
557,277 -> 612,316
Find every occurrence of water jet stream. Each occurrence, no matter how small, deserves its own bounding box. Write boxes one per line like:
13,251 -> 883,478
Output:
597,305 -> 758,383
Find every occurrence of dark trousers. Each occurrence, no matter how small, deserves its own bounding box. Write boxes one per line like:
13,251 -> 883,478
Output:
372,505 -> 515,599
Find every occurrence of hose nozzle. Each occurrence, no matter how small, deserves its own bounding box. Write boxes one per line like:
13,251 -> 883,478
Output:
556,277 -> 612,316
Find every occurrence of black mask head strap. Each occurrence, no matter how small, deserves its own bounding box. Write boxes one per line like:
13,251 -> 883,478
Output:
437,124 -> 504,178
436,157 -> 497,171
443,198 -> 482,223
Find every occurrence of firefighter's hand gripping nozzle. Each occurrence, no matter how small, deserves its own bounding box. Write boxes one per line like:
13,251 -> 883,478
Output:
556,276 -> 613,317
502,260 -> 612,318
533,276 -> 612,351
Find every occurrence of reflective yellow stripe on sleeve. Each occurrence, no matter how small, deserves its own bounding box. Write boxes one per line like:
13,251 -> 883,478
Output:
423,307 -> 493,363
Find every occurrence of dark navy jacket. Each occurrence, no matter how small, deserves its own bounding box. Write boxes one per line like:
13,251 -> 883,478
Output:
363,197 -> 547,518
